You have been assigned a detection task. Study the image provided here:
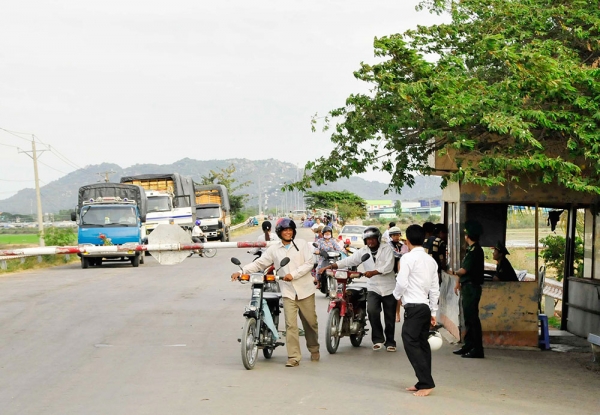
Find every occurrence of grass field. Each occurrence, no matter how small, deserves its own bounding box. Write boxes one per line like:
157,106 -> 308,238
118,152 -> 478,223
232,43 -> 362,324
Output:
0,234 -> 39,246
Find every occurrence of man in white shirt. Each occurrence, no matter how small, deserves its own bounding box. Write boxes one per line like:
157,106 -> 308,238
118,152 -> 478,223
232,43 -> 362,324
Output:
231,218 -> 319,367
394,224 -> 440,397
320,226 -> 397,352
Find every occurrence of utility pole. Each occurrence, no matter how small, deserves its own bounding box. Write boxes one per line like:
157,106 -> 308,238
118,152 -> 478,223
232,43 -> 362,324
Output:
96,170 -> 116,183
258,174 -> 262,216
19,136 -> 46,246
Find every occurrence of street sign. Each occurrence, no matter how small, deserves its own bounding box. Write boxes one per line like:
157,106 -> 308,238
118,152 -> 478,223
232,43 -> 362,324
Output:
147,224 -> 191,265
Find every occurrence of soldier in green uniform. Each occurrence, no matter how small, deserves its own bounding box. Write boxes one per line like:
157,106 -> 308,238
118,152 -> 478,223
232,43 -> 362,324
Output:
448,220 -> 485,359
492,241 -> 518,282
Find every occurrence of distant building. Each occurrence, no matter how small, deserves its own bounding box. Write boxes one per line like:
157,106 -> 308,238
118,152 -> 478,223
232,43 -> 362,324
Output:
365,200 -> 394,211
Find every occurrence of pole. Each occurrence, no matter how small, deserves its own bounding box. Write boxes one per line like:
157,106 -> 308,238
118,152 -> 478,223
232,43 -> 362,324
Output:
32,138 -> 45,246
258,174 -> 262,216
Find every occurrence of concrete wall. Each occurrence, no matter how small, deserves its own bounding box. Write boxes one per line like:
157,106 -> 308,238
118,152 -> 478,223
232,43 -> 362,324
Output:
567,278 -> 600,337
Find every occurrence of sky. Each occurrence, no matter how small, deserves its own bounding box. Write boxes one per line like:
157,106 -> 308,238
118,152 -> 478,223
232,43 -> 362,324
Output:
0,0 -> 446,199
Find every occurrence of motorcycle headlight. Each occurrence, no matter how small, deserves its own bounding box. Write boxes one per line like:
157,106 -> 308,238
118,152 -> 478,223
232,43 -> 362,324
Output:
250,274 -> 264,284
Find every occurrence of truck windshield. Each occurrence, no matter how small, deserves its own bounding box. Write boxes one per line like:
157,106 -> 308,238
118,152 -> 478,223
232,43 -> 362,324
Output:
147,196 -> 172,212
197,207 -> 220,219
81,206 -> 138,227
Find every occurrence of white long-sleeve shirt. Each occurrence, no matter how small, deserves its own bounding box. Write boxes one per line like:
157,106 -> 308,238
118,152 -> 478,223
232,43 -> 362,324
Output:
393,247 -> 440,317
242,238 -> 315,300
336,244 -> 396,296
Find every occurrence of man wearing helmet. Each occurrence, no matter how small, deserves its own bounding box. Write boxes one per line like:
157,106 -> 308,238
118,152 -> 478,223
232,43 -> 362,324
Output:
393,224 -> 440,397
231,218 -> 319,367
191,220 -> 207,256
319,226 -> 397,352
314,226 -> 344,294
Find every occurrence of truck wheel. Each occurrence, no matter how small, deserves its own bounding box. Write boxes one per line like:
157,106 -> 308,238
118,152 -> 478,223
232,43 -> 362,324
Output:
81,257 -> 89,269
131,255 -> 140,267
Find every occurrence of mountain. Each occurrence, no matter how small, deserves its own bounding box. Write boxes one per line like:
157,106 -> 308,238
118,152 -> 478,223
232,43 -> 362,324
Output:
0,158 -> 442,214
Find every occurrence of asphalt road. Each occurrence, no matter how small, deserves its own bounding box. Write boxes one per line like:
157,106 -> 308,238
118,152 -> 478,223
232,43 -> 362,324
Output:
0,228 -> 598,415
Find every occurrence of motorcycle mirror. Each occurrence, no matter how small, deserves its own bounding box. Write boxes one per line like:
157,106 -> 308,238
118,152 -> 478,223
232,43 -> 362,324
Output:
360,253 -> 371,263
279,257 -> 291,267
231,257 -> 241,266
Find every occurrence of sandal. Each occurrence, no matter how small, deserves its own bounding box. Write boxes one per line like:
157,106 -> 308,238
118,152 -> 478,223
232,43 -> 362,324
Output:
386,346 -> 397,352
372,343 -> 384,351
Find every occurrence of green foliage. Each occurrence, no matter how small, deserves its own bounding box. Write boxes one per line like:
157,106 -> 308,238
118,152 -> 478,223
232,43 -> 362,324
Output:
43,227 -> 76,246
540,234 -> 584,281
291,0 -> 600,196
198,164 -> 250,216
304,191 -> 367,220
426,215 -> 440,223
393,200 -> 402,217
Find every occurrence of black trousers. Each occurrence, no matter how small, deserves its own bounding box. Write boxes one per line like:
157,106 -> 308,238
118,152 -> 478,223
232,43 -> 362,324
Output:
402,304 -> 435,390
367,291 -> 396,347
461,283 -> 483,352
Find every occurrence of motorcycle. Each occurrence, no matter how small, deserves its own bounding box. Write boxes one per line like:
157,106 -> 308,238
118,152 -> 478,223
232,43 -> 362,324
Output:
248,250 -> 280,294
324,253 -> 371,354
231,256 -> 290,370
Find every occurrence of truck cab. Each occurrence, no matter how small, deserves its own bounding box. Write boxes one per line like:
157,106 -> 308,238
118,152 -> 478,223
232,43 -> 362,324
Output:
72,184 -> 147,269
196,203 -> 226,241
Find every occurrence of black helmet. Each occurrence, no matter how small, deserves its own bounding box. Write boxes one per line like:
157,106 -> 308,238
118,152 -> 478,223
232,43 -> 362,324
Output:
362,226 -> 382,244
275,217 -> 297,240
262,221 -> 272,232
322,226 -> 333,235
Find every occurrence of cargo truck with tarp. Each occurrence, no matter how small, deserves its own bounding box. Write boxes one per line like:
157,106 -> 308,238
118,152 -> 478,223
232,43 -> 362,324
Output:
194,184 -> 231,242
71,183 -> 147,268
120,173 -> 196,236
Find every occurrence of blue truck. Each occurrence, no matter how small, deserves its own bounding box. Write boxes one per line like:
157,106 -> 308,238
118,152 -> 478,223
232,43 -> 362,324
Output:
71,183 -> 147,269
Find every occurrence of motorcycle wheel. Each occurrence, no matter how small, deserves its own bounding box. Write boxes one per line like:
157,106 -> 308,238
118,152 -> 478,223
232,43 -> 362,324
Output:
241,318 -> 259,370
325,308 -> 341,354
203,248 -> 217,258
263,347 -> 273,359
350,312 -> 367,347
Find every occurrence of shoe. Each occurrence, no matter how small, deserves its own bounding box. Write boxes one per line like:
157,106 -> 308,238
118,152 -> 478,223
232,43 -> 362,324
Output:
452,348 -> 469,355
386,346 -> 397,352
311,352 -> 320,361
285,359 -> 300,367
461,350 -> 484,359
372,343 -> 384,351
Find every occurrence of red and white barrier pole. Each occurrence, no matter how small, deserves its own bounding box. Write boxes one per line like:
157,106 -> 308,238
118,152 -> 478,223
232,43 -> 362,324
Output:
0,241 -> 277,258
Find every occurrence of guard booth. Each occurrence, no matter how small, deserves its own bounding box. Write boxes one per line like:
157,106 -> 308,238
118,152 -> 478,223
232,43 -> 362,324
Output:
434,166 -> 600,347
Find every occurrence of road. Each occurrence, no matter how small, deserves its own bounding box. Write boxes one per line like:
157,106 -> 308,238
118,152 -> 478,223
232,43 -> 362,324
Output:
0,228 -> 598,415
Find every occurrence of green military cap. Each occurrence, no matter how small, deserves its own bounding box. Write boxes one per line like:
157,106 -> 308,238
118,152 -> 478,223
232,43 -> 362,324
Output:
463,220 -> 483,237
494,240 -> 510,255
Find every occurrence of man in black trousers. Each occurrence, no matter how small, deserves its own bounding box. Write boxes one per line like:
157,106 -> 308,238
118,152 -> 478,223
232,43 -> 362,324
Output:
449,220 -> 485,358
393,225 -> 440,397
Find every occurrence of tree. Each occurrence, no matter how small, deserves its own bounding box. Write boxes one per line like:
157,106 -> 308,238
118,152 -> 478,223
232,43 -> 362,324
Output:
292,0 -> 600,195
198,164 -> 250,216
304,190 -> 367,221
393,200 -> 402,217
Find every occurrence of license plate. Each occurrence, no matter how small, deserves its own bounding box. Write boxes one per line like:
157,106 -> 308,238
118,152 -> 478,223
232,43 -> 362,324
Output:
351,236 -> 357,241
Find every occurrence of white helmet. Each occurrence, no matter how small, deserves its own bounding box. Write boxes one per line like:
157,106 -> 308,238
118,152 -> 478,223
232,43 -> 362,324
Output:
428,331 -> 443,351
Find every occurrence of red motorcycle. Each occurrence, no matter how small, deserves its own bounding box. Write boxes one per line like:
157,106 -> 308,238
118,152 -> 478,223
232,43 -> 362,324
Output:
324,253 -> 370,354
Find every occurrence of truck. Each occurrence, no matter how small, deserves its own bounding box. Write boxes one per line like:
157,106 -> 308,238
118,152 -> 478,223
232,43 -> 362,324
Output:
194,184 -> 231,242
120,173 -> 196,237
71,183 -> 147,269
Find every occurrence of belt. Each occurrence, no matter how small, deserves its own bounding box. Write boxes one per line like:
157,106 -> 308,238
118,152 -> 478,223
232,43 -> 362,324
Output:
403,303 -> 427,308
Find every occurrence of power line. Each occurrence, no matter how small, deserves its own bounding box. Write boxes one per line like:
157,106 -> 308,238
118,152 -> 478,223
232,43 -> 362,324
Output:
0,127 -> 32,143
0,141 -> 19,149
33,135 -> 82,170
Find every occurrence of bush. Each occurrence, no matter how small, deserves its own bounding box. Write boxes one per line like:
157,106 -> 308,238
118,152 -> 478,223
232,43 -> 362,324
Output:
42,227 -> 76,246
539,234 -> 584,281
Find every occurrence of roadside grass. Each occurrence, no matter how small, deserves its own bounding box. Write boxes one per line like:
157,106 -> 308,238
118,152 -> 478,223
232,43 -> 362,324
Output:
0,254 -> 79,275
0,234 -> 39,245
231,224 -> 262,239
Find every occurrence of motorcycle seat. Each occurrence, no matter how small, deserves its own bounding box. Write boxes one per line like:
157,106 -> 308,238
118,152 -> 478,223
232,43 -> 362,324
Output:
263,292 -> 282,302
347,285 -> 367,294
